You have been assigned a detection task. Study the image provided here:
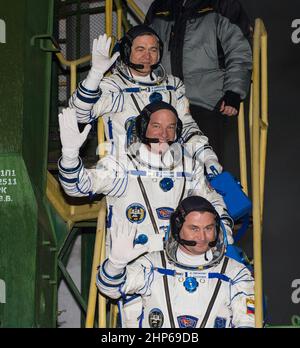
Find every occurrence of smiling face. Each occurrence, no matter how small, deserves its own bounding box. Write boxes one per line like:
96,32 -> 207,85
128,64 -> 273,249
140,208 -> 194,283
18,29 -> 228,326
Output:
145,109 -> 177,154
129,34 -> 159,76
178,211 -> 217,255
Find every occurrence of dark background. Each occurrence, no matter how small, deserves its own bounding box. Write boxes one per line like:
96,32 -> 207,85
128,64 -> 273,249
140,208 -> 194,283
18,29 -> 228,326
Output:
223,0 -> 300,325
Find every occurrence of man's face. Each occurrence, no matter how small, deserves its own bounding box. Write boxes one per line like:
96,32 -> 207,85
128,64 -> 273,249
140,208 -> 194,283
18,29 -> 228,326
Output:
129,34 -> 159,76
145,109 -> 177,154
179,211 -> 216,255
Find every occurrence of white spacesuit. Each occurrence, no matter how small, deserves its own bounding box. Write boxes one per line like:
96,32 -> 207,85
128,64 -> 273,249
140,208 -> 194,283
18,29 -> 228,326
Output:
97,196 -> 255,328
68,25 -> 221,172
58,105 -> 233,328
58,108 -> 233,250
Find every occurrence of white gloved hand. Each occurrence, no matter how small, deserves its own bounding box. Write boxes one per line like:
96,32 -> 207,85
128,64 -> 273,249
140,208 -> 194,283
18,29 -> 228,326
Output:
205,160 -> 223,177
91,33 -> 120,74
108,221 -> 149,272
84,34 -> 120,90
59,108 -> 91,167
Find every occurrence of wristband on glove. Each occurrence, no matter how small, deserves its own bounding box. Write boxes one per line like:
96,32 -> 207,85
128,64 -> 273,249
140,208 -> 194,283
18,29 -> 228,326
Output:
102,258 -> 126,278
83,68 -> 104,91
61,147 -> 80,169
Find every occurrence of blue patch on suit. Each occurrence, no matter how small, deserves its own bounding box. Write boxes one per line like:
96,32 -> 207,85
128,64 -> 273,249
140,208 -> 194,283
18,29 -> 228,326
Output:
214,316 -> 227,328
156,207 -> 174,220
126,203 -> 146,224
134,234 -> 148,245
177,315 -> 198,328
149,92 -> 162,103
159,178 -> 174,192
183,277 -> 199,293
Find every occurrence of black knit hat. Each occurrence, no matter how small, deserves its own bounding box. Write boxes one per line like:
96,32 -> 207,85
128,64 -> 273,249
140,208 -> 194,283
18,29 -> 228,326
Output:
176,196 -> 218,218
140,101 -> 178,118
125,24 -> 161,41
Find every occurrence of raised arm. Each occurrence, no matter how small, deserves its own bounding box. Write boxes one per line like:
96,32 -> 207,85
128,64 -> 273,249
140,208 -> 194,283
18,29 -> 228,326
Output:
69,34 -> 120,123
58,107 -> 127,197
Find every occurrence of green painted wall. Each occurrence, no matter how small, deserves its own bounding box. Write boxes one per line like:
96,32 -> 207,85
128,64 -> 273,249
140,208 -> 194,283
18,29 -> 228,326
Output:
0,156 -> 37,327
0,0 -> 57,327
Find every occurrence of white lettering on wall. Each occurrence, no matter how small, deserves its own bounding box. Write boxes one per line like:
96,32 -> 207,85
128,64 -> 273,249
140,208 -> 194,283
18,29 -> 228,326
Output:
0,279 -> 6,303
0,19 -> 6,44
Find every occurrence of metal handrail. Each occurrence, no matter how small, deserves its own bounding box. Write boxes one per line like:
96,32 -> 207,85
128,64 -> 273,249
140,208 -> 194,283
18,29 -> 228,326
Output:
127,0 -> 145,22
55,52 -> 91,94
85,199 -> 106,328
114,0 -> 123,39
237,18 -> 268,328
260,26 -> 268,219
86,0 -> 114,328
251,18 -> 268,328
238,102 -> 248,194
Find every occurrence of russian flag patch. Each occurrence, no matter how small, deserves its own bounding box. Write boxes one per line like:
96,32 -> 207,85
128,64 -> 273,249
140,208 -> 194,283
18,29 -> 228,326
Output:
246,298 -> 255,315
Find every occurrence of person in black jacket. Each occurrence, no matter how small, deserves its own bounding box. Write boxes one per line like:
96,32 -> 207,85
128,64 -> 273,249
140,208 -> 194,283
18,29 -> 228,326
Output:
145,0 -> 252,164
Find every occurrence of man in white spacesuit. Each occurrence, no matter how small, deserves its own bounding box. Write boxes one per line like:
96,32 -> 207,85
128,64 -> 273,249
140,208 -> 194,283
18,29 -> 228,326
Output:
69,24 -> 221,174
97,195 -> 255,328
58,102 -> 233,249
58,102 -> 233,327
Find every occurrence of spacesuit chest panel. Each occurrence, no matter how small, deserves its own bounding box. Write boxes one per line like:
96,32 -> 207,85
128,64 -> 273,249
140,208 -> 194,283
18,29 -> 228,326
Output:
106,159 -> 190,237
142,257 -> 232,328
